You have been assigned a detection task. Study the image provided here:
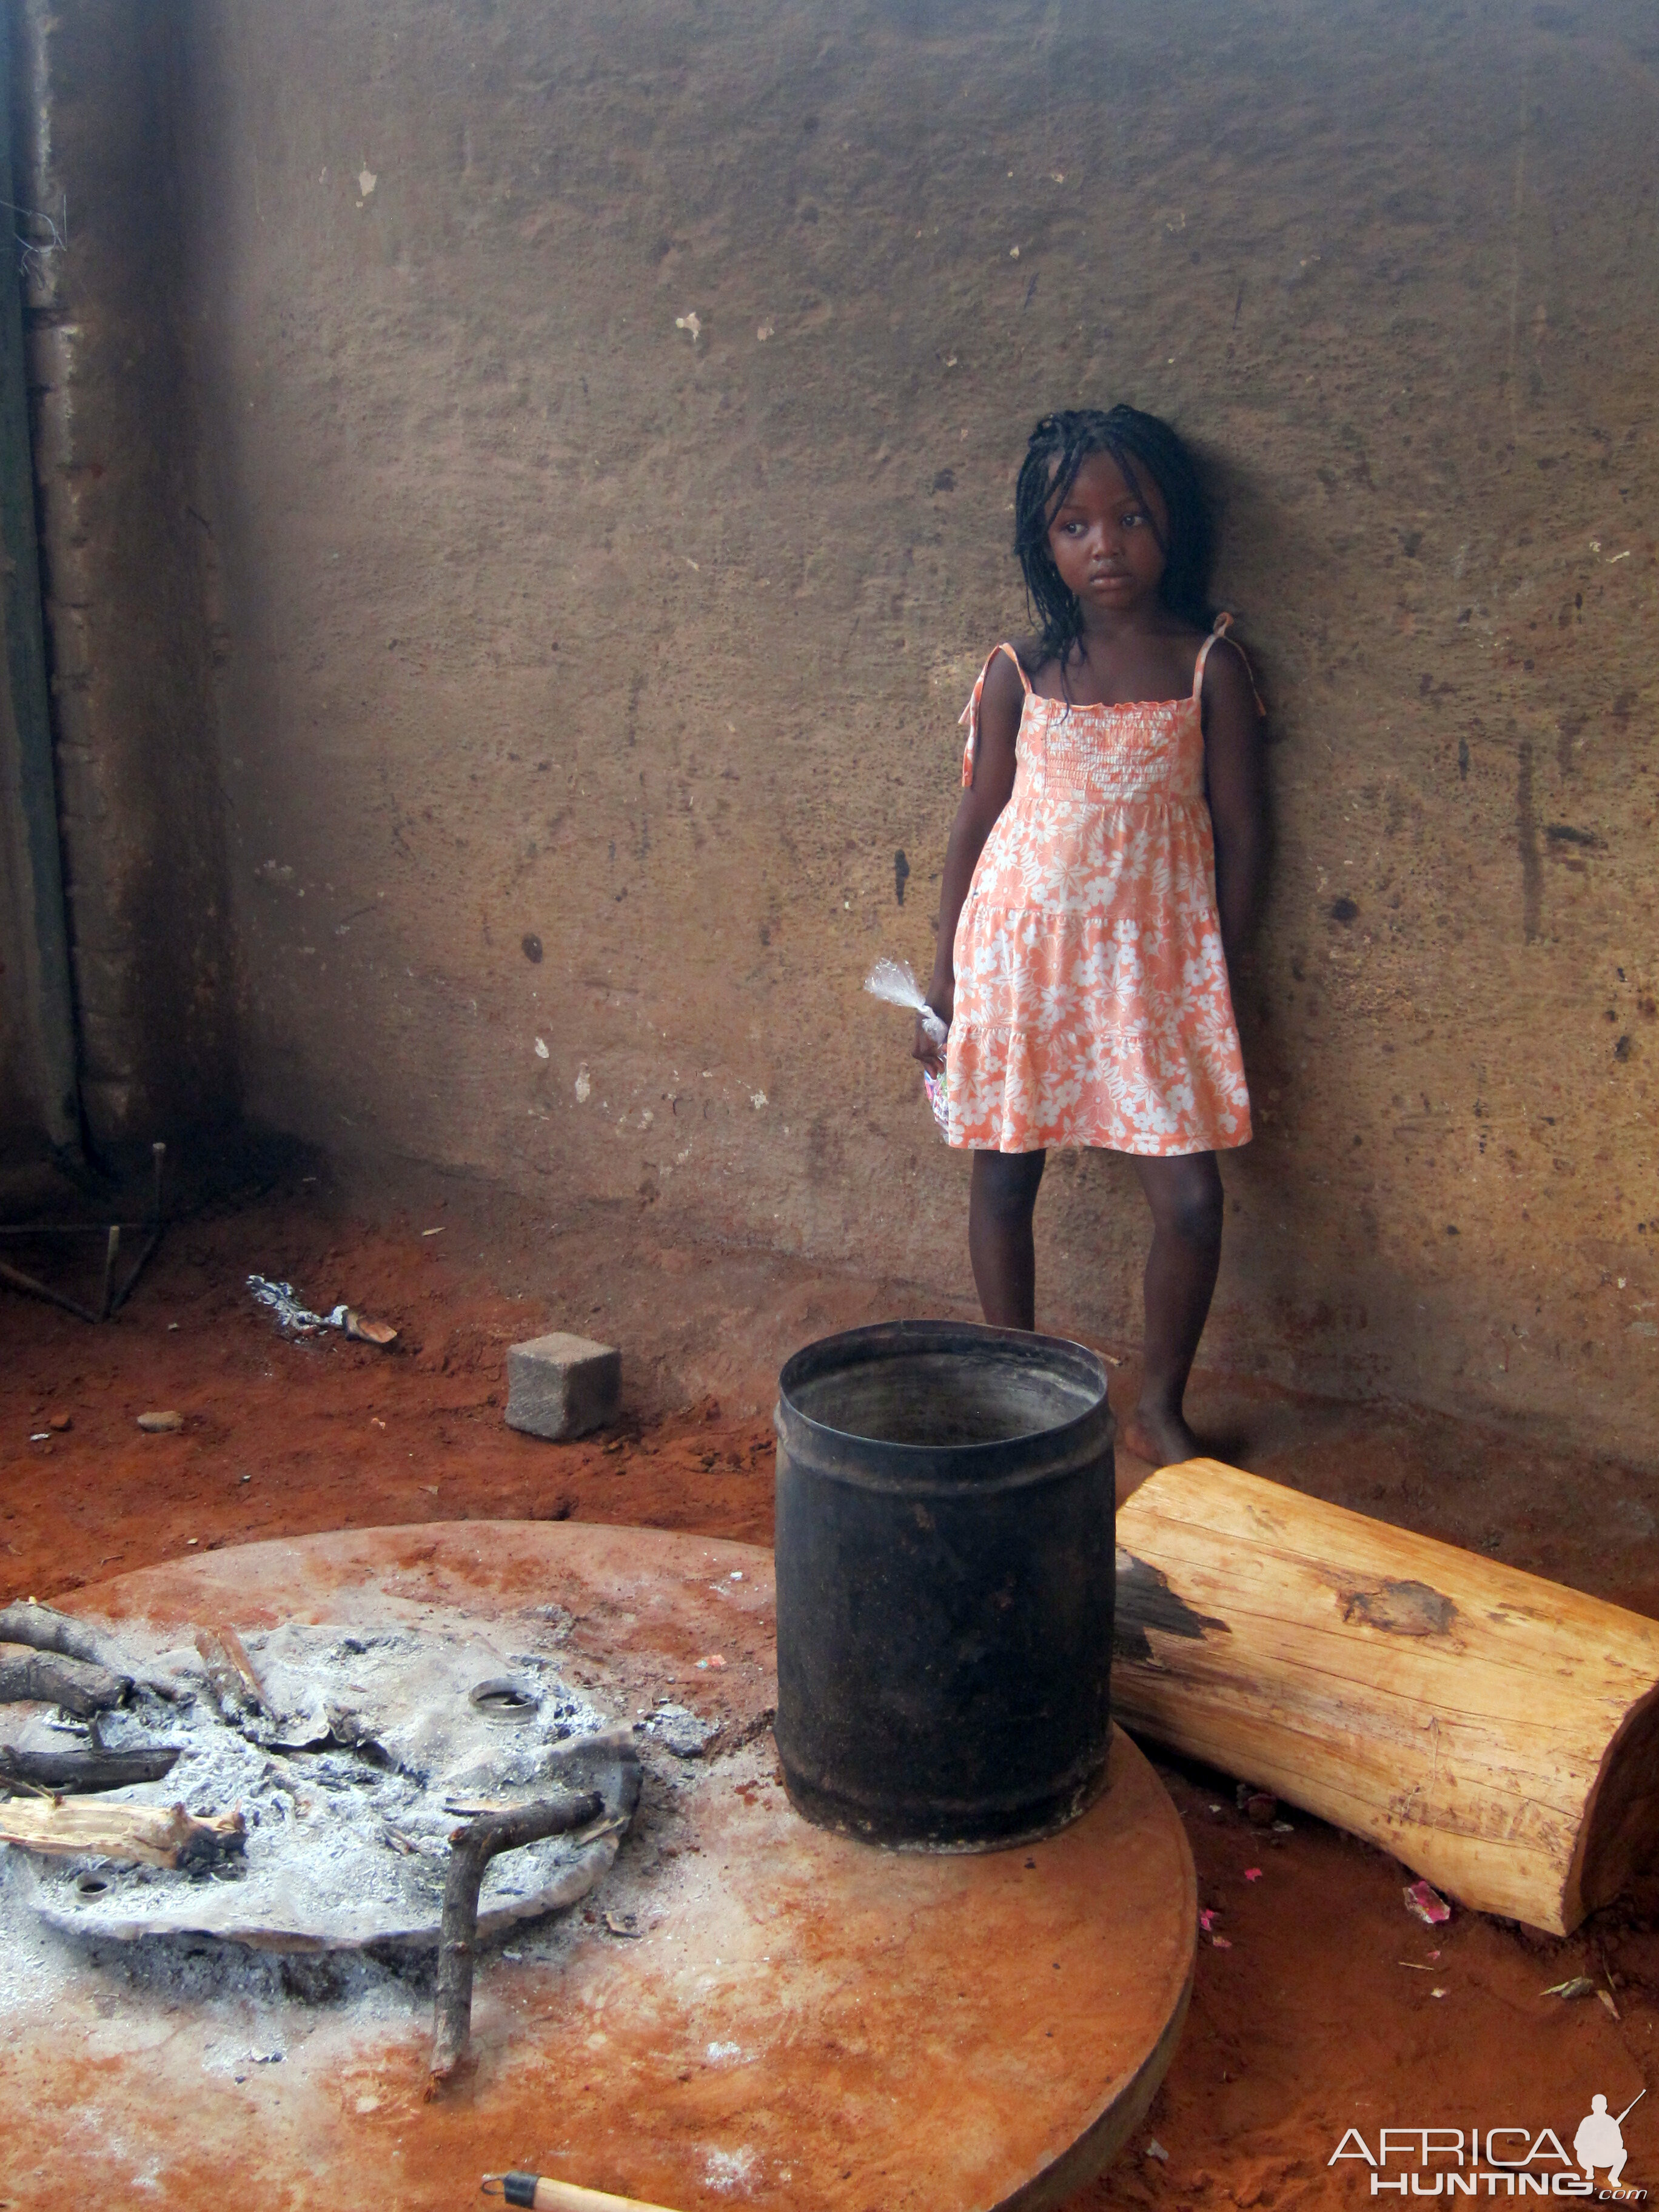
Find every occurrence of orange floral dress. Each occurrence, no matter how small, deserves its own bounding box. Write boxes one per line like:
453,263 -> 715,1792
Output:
946,622 -> 1252,1156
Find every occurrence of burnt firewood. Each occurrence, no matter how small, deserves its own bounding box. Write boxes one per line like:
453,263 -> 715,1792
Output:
0,1643 -> 130,1715
0,1744 -> 181,1794
0,1601 -> 124,1672
427,1789 -> 603,2090
194,1627 -> 273,1723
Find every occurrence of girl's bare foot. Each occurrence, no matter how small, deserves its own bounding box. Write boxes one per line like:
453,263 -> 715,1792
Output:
1120,1403 -> 1201,1470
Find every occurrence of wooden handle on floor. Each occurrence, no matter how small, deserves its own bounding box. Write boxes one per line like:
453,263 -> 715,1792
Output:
488,2177 -> 685,2212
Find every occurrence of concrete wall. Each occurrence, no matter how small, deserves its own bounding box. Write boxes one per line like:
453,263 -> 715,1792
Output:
32,0 -> 1659,1455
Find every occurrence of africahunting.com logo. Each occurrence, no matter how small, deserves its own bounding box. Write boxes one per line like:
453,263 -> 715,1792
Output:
1331,2093 -> 1647,2197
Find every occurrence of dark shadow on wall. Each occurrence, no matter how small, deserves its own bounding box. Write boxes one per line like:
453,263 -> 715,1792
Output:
10,0 -> 240,1171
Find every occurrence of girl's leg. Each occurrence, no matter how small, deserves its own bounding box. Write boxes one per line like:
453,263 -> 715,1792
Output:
968,1149 -> 1047,1330
1124,1151 -> 1224,1467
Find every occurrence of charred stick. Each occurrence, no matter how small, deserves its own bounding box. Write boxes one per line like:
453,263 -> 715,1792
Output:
0,1600 -> 176,1706
427,1789 -> 603,2089
0,1643 -> 130,1715
0,1744 -> 181,1794
0,1601 -> 125,1673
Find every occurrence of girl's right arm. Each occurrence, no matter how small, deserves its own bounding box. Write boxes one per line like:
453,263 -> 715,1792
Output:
913,649 -> 1026,1073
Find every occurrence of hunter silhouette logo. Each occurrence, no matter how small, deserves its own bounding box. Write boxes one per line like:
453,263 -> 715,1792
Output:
1576,2093 -> 1644,2193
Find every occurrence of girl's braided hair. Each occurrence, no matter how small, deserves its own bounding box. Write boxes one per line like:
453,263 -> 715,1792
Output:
1013,405 -> 1216,669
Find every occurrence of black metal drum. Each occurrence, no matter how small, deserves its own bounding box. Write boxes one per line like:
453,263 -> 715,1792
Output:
774,1319 -> 1116,1850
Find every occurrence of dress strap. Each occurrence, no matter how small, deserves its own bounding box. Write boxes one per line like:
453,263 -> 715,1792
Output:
959,644 -> 1030,788
1191,612 -> 1265,716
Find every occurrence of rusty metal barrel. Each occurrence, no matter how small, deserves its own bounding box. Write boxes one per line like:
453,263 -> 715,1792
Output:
774,1319 -> 1116,1850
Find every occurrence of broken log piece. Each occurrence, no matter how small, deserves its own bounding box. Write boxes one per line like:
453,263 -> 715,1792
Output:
428,1789 -> 603,2088
0,1797 -> 245,1869
0,1643 -> 130,1715
1113,1457 -> 1659,1936
0,1744 -> 181,1794
0,1603 -> 178,1706
0,1600 -> 126,1674
195,1627 -> 272,1721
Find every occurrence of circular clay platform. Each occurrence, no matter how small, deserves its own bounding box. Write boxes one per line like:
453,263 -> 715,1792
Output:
0,1523 -> 1196,2211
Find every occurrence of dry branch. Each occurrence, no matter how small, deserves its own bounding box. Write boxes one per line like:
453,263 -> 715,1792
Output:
0,1744 -> 181,1794
1114,1457 -> 1659,1934
0,1797 -> 246,1869
427,1789 -> 602,2089
0,1600 -> 124,1672
0,1642 -> 130,1715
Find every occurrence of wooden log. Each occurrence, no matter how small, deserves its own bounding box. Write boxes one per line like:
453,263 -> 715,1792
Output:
0,1797 -> 246,1869
427,1790 -> 603,2090
0,1744 -> 181,1794
0,1601 -> 179,1702
0,1643 -> 129,1715
1113,1458 -> 1659,1936
0,1600 -> 122,1672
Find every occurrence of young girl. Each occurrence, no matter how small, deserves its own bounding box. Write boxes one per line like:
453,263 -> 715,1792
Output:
914,406 -> 1267,1469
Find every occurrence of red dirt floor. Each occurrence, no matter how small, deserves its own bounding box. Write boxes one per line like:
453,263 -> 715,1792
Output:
5,1167 -> 1659,2209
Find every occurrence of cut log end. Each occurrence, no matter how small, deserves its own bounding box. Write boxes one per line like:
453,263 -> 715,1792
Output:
1567,1683 -> 1659,1932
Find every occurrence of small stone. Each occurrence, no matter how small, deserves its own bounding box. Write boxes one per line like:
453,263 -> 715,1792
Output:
137,1410 -> 185,1433
646,1702 -> 717,1758
45,1412 -> 71,1433
505,1332 -> 620,1441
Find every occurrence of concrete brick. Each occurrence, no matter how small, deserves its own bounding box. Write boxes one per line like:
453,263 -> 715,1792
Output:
505,1332 -> 620,1442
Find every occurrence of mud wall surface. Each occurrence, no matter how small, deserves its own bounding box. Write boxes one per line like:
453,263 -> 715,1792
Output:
74,0 -> 1659,1451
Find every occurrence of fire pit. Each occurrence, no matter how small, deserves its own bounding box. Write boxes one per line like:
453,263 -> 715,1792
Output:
0,1521 -> 1195,2210
9,1612 -> 637,1953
